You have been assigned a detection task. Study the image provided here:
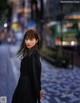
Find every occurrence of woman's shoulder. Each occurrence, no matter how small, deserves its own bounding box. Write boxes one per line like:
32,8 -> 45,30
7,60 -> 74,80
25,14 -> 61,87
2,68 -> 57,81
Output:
29,49 -> 40,58
22,49 -> 39,61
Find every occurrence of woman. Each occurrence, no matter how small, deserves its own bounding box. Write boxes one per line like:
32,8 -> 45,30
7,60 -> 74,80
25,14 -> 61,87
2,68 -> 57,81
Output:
12,29 -> 44,103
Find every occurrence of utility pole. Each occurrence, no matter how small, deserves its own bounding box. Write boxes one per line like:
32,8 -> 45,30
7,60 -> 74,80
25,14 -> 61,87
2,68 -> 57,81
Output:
40,0 -> 44,20
39,0 -> 44,48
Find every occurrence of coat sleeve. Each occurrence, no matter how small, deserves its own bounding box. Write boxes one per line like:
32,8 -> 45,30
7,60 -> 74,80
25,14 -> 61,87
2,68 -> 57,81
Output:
29,53 -> 41,93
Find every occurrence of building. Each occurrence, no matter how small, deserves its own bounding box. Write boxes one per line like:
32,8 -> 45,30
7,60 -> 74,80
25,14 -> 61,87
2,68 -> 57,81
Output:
44,0 -> 60,20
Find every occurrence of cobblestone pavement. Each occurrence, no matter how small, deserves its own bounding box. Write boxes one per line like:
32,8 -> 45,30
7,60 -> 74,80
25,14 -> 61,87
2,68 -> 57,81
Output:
41,60 -> 80,103
8,45 -> 80,103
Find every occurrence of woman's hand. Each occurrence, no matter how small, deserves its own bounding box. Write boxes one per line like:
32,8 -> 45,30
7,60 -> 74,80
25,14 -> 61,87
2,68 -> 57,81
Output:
40,90 -> 45,100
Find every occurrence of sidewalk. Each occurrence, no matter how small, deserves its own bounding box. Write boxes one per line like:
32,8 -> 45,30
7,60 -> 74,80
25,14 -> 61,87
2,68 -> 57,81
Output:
41,60 -> 80,103
0,45 -> 15,103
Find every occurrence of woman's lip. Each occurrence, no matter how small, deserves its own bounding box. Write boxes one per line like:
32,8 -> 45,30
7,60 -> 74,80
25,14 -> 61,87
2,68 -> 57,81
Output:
27,45 -> 30,46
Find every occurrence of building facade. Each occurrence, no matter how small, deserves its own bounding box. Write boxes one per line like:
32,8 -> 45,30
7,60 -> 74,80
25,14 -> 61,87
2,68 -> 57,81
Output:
44,0 -> 60,20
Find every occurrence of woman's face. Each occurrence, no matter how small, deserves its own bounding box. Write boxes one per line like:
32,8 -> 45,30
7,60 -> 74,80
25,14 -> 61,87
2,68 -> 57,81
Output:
25,38 -> 38,49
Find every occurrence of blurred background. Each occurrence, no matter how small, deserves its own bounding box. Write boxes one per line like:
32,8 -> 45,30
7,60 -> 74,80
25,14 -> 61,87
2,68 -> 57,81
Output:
0,0 -> 80,103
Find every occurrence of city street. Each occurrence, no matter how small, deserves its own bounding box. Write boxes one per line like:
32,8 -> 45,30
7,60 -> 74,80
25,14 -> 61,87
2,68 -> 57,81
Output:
0,44 -> 80,103
1,0 -> 80,103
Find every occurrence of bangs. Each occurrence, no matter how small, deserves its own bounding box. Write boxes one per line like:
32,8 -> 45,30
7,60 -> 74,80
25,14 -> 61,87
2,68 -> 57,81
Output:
25,30 -> 39,40
26,34 -> 35,39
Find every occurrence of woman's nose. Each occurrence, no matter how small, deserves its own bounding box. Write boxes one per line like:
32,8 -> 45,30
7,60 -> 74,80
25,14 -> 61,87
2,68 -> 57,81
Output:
27,40 -> 30,43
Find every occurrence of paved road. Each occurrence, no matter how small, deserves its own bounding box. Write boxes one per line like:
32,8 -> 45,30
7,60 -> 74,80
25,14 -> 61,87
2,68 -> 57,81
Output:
0,44 -> 80,103
0,44 -> 16,103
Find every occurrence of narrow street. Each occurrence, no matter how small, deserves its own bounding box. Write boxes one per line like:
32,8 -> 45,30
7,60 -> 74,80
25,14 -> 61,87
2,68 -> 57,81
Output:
0,0 -> 80,103
0,44 -> 80,103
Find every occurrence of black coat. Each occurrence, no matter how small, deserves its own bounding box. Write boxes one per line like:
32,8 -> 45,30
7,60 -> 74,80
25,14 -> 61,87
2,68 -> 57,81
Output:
12,49 -> 41,103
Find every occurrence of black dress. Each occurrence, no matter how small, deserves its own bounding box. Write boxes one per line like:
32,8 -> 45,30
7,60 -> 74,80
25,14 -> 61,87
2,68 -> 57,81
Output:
11,49 -> 41,103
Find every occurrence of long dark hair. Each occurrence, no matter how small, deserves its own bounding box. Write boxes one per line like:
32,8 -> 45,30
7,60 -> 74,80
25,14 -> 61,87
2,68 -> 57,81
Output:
16,29 -> 41,59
